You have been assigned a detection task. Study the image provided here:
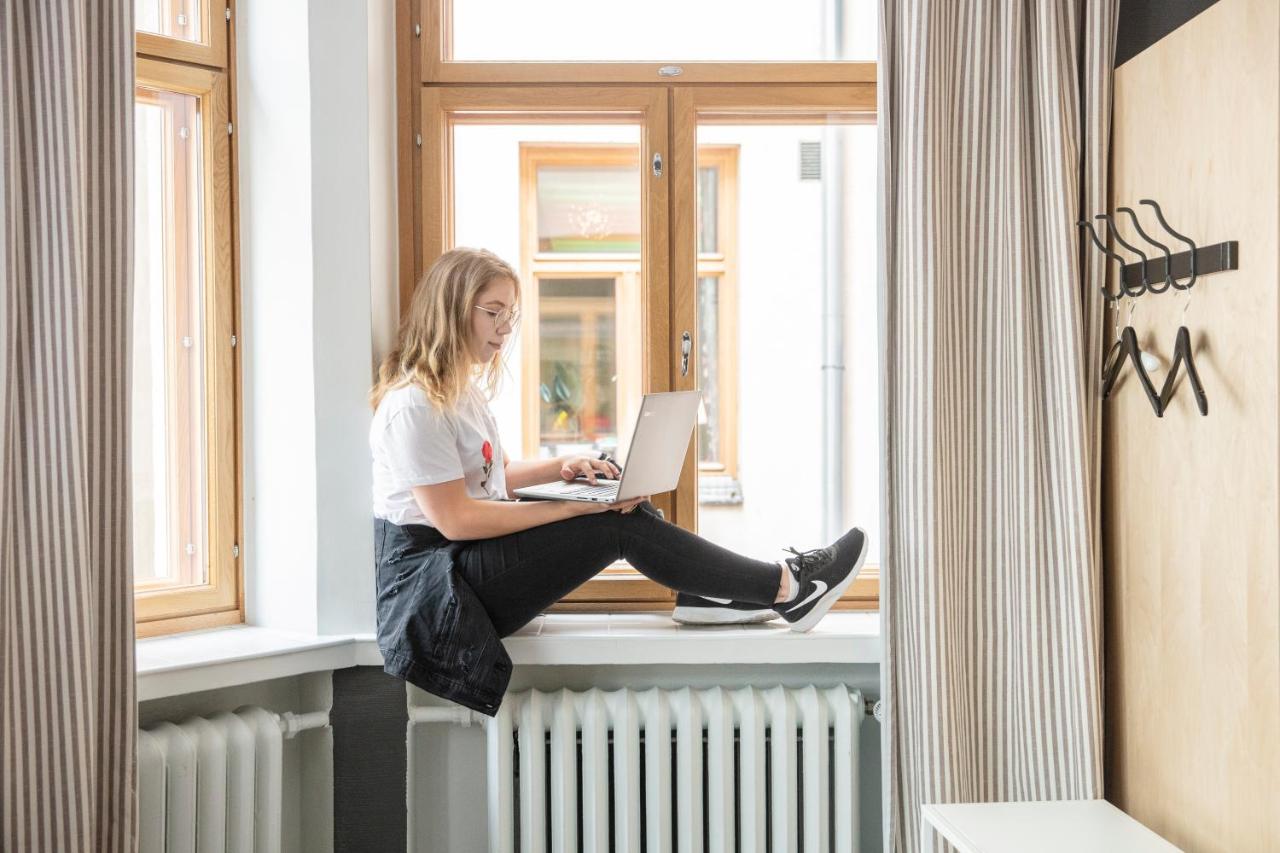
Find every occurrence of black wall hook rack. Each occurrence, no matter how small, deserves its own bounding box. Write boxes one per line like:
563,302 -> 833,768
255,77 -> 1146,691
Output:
1119,240 -> 1238,293
1078,198 -> 1240,299
1079,198 -> 1223,418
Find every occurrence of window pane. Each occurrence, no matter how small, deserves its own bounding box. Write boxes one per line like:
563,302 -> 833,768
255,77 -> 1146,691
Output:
132,86 -> 208,590
452,124 -> 644,465
538,278 -> 619,456
452,0 -> 877,62
694,122 -> 879,564
697,167 -> 719,254
697,276 -> 721,464
537,165 -> 641,253
136,0 -> 202,43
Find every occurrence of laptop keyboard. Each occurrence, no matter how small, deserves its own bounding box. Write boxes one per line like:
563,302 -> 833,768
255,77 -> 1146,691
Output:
565,484 -> 620,498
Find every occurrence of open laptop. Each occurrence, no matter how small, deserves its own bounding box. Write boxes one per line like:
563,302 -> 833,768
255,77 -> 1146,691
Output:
513,390 -> 701,503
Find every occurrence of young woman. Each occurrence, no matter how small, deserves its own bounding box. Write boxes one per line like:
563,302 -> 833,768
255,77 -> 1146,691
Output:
369,248 -> 867,710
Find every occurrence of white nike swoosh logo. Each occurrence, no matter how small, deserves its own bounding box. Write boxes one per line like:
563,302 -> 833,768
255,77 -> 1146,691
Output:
787,580 -> 827,612
702,596 -> 732,605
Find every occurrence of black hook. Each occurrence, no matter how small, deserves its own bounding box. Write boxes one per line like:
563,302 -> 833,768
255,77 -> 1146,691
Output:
1078,219 -> 1143,299
1117,206 -> 1173,294
1095,213 -> 1149,294
1139,199 -> 1197,290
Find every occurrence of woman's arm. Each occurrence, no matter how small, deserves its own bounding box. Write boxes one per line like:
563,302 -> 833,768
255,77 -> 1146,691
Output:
504,454 -> 621,494
413,478 -> 643,541
503,455 -> 568,493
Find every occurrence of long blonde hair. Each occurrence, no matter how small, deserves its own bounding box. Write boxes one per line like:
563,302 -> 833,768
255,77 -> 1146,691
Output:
371,247 -> 520,411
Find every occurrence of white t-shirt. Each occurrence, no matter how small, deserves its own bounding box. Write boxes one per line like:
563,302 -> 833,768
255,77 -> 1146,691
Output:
370,382 -> 508,527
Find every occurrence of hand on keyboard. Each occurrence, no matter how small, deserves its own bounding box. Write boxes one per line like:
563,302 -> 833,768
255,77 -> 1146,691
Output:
560,455 -> 622,485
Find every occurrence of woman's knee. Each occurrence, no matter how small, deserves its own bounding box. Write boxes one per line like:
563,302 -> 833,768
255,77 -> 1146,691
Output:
635,499 -> 662,519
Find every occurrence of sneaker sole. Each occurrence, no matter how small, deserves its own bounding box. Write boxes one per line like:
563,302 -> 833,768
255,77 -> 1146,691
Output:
788,529 -> 868,633
671,606 -> 778,625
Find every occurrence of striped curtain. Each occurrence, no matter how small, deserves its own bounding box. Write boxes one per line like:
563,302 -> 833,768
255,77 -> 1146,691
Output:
0,1 -> 137,852
878,2 -> 1118,851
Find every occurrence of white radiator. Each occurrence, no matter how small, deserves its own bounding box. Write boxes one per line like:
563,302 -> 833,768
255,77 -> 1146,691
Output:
137,706 -> 328,853
471,685 -> 865,853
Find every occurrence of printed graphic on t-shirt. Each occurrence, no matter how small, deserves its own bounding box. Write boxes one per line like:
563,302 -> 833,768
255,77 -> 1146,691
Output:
480,440 -> 494,491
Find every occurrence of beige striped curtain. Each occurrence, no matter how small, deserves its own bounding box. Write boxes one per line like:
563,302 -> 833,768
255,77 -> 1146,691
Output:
878,2 -> 1118,851
1,1 -> 137,852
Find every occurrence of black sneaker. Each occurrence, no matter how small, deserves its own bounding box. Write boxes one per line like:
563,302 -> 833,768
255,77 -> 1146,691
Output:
671,592 -> 777,625
773,527 -> 868,633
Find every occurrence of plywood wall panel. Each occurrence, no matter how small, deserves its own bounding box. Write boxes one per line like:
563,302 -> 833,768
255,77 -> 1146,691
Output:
1104,1 -> 1280,850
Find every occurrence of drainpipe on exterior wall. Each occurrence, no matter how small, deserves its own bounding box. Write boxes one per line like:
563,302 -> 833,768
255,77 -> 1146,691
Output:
821,0 -> 846,543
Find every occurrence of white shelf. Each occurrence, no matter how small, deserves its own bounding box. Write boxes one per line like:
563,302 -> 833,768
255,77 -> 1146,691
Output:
921,800 -> 1182,853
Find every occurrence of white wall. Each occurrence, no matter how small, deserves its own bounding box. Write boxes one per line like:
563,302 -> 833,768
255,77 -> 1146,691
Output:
368,1 -> 400,363
238,0 -> 321,632
237,0 -> 381,634
307,0 -> 377,635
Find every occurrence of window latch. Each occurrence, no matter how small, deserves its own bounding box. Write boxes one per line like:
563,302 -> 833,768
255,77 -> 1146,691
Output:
680,331 -> 691,376
652,152 -> 663,178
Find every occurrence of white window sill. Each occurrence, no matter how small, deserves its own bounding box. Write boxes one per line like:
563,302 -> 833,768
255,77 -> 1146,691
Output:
136,612 -> 880,701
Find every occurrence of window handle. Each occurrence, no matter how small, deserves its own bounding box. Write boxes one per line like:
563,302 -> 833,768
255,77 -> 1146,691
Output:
680,331 -> 691,377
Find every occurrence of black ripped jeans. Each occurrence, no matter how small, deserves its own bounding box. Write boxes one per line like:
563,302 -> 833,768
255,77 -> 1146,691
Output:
453,500 -> 782,637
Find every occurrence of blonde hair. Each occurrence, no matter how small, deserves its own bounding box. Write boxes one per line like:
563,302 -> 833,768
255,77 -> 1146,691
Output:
371,247 -> 520,411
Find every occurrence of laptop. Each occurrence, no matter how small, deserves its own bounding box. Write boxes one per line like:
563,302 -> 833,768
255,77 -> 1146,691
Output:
513,390 -> 701,504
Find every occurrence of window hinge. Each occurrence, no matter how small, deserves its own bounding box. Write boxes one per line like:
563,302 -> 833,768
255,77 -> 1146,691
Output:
230,334 -> 238,348
415,133 -> 423,148
225,6 -> 231,22
232,544 -> 240,559
414,23 -> 421,37
227,122 -> 234,136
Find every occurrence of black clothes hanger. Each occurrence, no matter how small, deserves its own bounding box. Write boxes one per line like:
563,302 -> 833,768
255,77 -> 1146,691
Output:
1157,325 -> 1209,416
1080,219 -> 1161,413
1100,311 -> 1165,416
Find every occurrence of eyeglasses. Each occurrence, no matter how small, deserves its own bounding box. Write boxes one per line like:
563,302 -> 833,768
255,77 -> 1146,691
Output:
474,304 -> 520,330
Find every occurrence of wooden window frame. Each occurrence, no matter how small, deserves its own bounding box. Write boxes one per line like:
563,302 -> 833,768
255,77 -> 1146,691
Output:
397,0 -> 879,611
133,4 -> 242,637
136,0 -> 229,69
